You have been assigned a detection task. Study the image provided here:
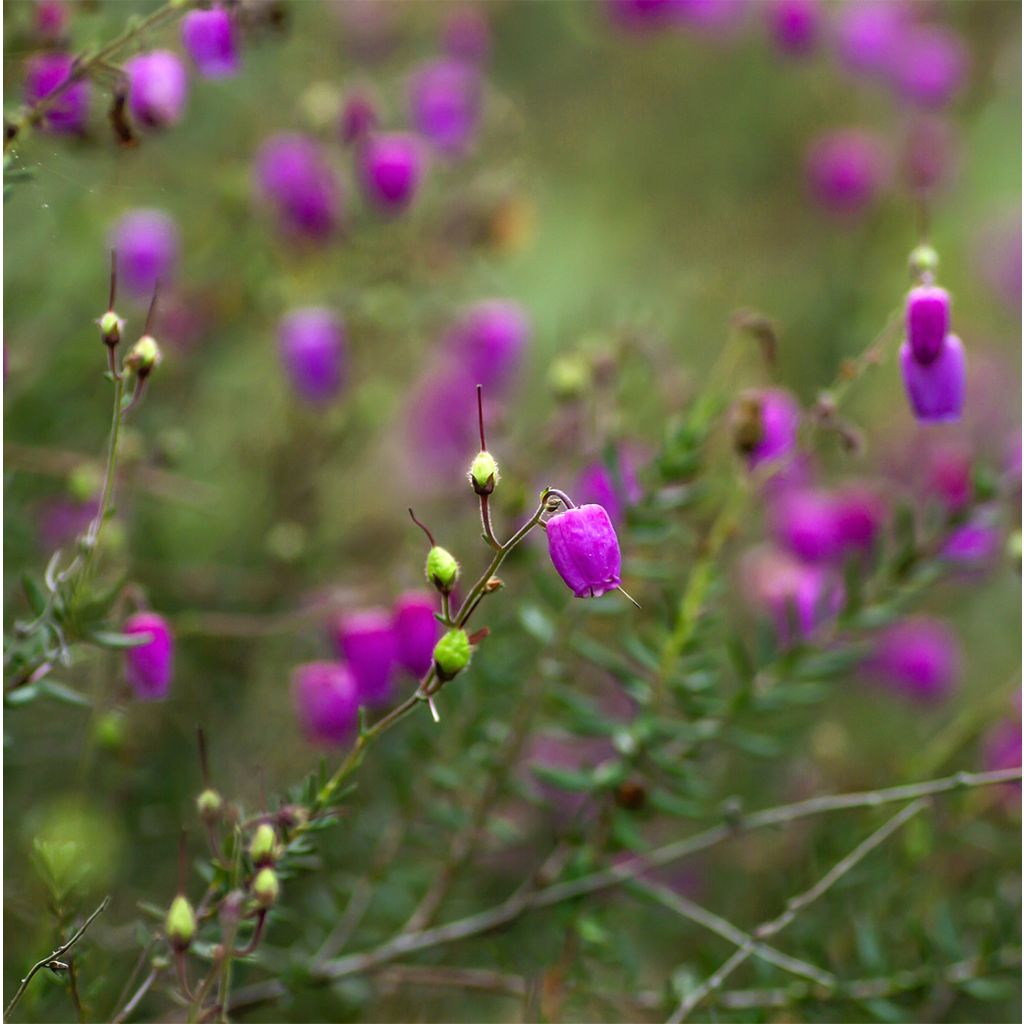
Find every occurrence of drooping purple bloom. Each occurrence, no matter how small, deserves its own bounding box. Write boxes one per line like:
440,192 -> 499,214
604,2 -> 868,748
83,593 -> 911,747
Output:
900,334 -> 965,423
735,388 -> 801,472
891,25 -> 967,110
278,308 -> 346,403
906,285 -> 950,365
108,209 -> 180,299
765,0 -> 820,56
338,88 -> 378,146
125,51 -> 188,130
292,662 -> 359,745
833,1 -> 909,79
123,612 -> 174,701
409,58 -> 481,157
24,53 -> 89,134
443,8 -> 490,63
546,503 -> 623,599
255,133 -> 343,240
181,7 -> 240,79
863,618 -> 960,703
941,520 -> 1001,567
333,610 -> 397,706
357,132 -> 424,214
806,129 -> 886,217
447,300 -> 530,391
392,592 -> 440,678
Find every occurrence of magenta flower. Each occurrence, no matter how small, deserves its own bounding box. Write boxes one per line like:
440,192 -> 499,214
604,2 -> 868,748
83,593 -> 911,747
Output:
443,8 -> 490,63
37,497 -> 98,553
292,662 -> 359,745
900,333 -> 965,423
392,592 -> 440,678
833,1 -> 909,79
446,300 -> 530,391
34,0 -> 69,41
906,285 -> 950,365
357,132 -> 424,214
181,7 -> 240,79
892,25 -> 967,110
125,51 -> 188,130
769,488 -> 841,563
677,0 -> 748,35
605,0 -> 681,33
333,610 -> 396,706
576,454 -> 642,527
863,618 -> 960,704
941,520 -> 1001,568
735,388 -> 801,471
409,58 -> 481,157
278,308 -> 346,404
123,612 -> 174,701
901,116 -> 957,195
982,719 -> 1022,776
765,0 -> 820,56
339,88 -> 378,146
546,503 -> 622,599
255,133 -> 343,240
24,53 -> 89,134
922,441 -> 972,511
831,484 -> 886,554
108,209 -> 180,299
806,129 -> 886,217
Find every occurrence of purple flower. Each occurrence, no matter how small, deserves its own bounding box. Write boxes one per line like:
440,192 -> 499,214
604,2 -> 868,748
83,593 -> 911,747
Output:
892,25 -> 967,110
108,209 -> 180,299
677,0 -> 748,35
446,300 -> 530,391
941,520 -> 1001,567
833,1 -> 909,79
443,8 -> 490,63
900,333 -> 965,423
806,129 -> 886,217
34,1 -> 69,41
392,592 -> 440,678
123,612 -> 174,701
24,53 -> 89,134
765,0 -> 820,56
576,454 -> 643,527
255,133 -> 343,240
769,488 -> 841,563
409,58 -> 481,157
357,132 -> 424,214
333,610 -> 396,706
292,662 -> 359,745
906,285 -> 950,365
982,719 -> 1022,776
338,88 -> 378,146
922,440 -> 972,511
181,7 -> 240,79
864,618 -> 960,704
901,116 -> 957,195
125,51 -> 188,130
546,503 -> 623,599
278,308 -> 346,404
37,497 -> 98,553
831,484 -> 885,554
735,388 -> 801,471
606,0 -> 682,32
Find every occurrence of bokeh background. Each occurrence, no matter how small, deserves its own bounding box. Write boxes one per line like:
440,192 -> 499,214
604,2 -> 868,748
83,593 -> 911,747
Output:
3,1 -> 1022,1021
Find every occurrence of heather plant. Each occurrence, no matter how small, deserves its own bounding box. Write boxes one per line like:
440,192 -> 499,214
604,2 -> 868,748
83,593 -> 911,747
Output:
3,3 -> 1021,1024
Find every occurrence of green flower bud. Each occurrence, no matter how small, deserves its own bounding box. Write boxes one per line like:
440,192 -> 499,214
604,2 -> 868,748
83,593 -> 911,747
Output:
252,867 -> 280,908
124,335 -> 162,379
908,244 -> 939,281
93,710 -> 125,752
196,789 -> 223,824
468,450 -> 500,496
97,310 -> 125,348
249,823 -> 278,866
165,894 -> 197,951
425,546 -> 460,595
433,628 -> 471,682
548,355 -> 590,400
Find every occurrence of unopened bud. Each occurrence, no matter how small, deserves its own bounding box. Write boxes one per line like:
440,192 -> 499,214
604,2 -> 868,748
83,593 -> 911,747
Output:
425,545 -> 460,595
276,804 -> 308,831
97,310 -> 125,348
252,867 -> 280,908
548,355 -> 590,400
93,709 -> 125,752
484,576 -> 504,593
433,628 -> 471,682
249,822 -> 278,866
468,450 -> 500,495
908,244 -> 939,281
124,335 -> 162,379
196,788 -> 223,824
165,894 -> 196,951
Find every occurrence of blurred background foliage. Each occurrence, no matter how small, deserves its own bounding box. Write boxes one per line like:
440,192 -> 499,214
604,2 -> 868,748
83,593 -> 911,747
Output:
3,0 -> 1021,1021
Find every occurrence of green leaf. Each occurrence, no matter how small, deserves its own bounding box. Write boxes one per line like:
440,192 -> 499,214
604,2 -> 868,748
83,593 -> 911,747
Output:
88,630 -> 151,650
530,764 -> 596,793
37,680 -> 91,707
21,574 -> 48,617
518,604 -> 555,644
5,684 -> 40,707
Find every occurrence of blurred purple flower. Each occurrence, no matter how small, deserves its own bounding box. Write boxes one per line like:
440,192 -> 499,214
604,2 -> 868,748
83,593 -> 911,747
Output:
125,50 -> 188,130
357,132 -> 425,214
735,387 -> 801,472
941,520 -> 1001,568
255,133 -> 343,240
833,1 -> 909,79
606,0 -> 682,33
37,497 -> 97,552
409,58 -> 481,157
983,718 -> 1022,777
806,129 -> 886,218
546,503 -> 623,599
333,609 -> 396,706
831,484 -> 886,555
443,8 -> 490,63
405,367 -> 481,475
392,592 -> 440,678
677,0 -> 748,35
922,440 -> 973,512
292,661 -> 359,745
900,333 -> 965,423
24,53 -> 89,134
339,88 -> 378,146
901,116 -> 957,196
108,209 -> 180,299
446,300 -> 530,391
769,488 -> 841,563
576,454 -> 642,526
181,6 -> 240,79
863,617 -> 960,704
891,25 -> 968,110
34,0 -> 69,40
765,0 -> 820,56
278,308 -> 346,404
123,612 -> 174,701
